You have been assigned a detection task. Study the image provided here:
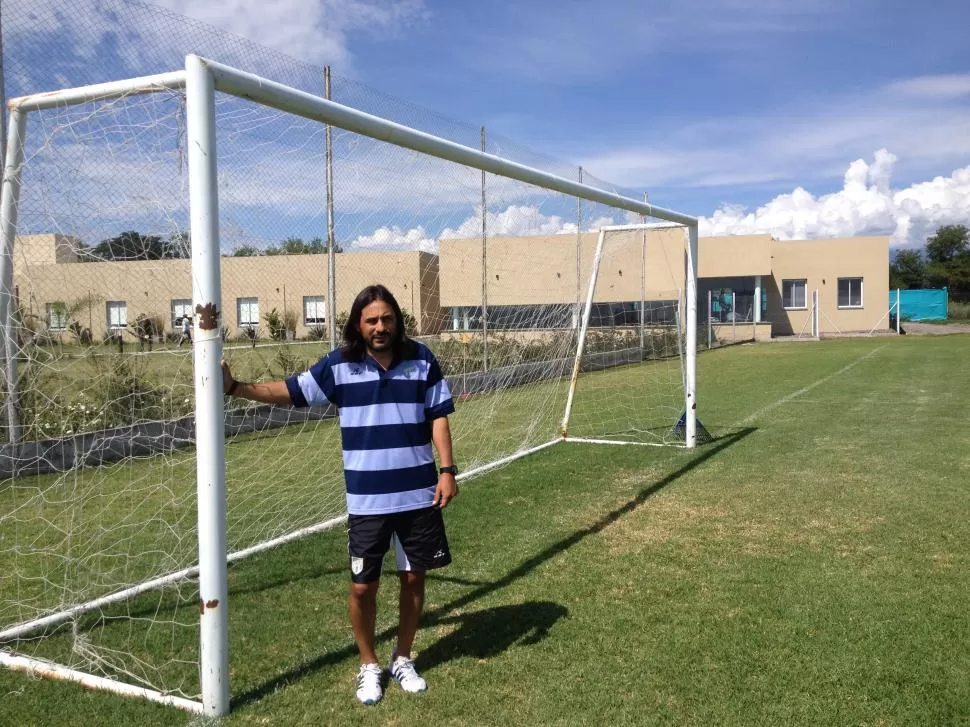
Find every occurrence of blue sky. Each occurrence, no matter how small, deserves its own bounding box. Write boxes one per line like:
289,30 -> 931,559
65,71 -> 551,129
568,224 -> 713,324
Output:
4,0 -> 970,249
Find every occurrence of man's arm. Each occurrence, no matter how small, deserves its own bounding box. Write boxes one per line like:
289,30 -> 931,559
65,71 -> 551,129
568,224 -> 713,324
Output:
431,415 -> 458,509
221,359 -> 293,406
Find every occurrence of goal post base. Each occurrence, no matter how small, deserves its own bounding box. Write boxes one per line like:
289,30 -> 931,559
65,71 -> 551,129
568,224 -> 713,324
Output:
671,411 -> 713,444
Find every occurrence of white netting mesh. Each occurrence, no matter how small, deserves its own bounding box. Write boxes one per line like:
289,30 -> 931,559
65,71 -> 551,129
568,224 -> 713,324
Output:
0,85 -> 690,698
564,226 -> 689,444
0,0 -> 693,706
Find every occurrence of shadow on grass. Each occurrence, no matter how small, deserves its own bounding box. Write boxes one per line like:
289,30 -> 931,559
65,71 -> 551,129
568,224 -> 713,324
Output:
231,427 -> 753,710
417,601 -> 568,672
424,573 -> 496,587
430,427 -> 754,617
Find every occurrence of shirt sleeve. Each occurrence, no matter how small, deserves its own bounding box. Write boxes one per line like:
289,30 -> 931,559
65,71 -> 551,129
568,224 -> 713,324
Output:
285,353 -> 337,408
424,352 -> 455,419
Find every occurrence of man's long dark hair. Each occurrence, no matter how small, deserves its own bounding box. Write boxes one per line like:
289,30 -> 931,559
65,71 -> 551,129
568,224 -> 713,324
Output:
341,284 -> 415,362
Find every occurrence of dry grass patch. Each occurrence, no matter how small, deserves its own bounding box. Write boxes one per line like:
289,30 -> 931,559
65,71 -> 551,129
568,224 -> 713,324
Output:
596,496 -> 731,554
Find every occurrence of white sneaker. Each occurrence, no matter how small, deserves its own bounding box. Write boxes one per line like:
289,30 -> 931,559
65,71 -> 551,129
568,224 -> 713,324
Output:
389,653 -> 427,693
355,662 -> 383,705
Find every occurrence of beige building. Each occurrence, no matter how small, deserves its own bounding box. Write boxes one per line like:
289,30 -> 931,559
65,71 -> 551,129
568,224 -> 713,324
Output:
440,230 -> 890,338
699,234 -> 890,337
13,235 -> 442,341
13,230 -> 890,342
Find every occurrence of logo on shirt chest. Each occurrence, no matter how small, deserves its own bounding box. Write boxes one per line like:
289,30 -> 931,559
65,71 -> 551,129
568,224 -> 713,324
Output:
402,364 -> 417,378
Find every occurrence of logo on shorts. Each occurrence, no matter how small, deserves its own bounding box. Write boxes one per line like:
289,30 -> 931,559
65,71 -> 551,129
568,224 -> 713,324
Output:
433,550 -> 445,560
351,557 -> 364,575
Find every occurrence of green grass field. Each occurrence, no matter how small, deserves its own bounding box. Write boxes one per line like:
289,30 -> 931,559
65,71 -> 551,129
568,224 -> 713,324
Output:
2,335 -> 969,725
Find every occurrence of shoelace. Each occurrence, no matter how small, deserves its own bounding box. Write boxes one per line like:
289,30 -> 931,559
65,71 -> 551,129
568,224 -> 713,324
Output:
358,665 -> 381,687
392,657 -> 420,682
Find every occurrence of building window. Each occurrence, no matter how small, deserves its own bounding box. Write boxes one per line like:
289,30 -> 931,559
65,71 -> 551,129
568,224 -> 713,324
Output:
46,302 -> 68,331
303,296 -> 326,325
837,277 -> 863,308
171,299 -> 192,327
782,279 -> 807,309
237,297 -> 259,327
444,302 -> 673,331
106,301 -> 128,330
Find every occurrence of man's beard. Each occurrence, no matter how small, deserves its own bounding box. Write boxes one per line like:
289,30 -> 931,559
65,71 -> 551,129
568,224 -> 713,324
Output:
367,333 -> 392,351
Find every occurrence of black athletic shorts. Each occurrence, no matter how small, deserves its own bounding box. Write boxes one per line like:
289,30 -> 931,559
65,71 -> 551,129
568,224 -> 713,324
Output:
347,506 -> 452,584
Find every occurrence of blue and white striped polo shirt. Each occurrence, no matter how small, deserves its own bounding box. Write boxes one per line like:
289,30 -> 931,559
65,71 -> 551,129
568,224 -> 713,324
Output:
285,342 -> 455,515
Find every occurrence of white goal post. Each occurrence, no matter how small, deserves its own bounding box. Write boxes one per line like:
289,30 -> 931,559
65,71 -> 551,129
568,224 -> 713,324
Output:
0,55 -> 698,717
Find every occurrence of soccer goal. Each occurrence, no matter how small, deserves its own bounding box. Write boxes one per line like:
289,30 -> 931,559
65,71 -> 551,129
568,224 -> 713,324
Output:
0,55 -> 698,716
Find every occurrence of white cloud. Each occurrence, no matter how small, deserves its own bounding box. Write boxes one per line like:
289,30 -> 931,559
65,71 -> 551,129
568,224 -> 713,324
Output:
351,225 -> 437,252
700,150 -> 970,247
348,205 -> 618,251
887,74 -> 970,100
2,0 -> 428,97
153,0 -> 428,68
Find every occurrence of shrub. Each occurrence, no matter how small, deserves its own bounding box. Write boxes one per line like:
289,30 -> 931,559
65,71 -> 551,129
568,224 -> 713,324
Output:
233,327 -> 261,347
272,348 -> 310,379
283,309 -> 298,337
133,313 -> 164,342
264,308 -> 286,341
94,355 -> 166,423
400,308 -> 418,336
335,310 -> 349,333
949,300 -> 970,320
68,321 -> 93,346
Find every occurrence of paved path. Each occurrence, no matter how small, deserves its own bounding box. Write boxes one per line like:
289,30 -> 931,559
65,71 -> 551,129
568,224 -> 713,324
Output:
901,322 -> 970,335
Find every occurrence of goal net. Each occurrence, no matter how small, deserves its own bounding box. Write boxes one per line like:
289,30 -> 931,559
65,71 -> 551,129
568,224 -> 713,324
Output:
0,57 -> 697,715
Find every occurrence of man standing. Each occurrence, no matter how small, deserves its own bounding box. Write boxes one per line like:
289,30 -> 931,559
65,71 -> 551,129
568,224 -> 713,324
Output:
178,315 -> 192,347
221,284 -> 458,705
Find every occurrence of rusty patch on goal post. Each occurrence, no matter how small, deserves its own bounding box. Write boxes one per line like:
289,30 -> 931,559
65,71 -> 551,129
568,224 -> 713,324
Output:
196,302 -> 219,330
200,598 -> 220,614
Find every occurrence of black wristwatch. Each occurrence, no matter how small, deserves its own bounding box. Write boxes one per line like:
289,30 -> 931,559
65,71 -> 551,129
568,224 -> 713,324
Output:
438,465 -> 458,476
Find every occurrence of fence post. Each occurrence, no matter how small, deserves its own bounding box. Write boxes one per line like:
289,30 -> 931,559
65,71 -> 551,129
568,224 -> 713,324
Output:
896,288 -> 901,334
324,66 -> 337,352
481,126 -> 488,371
731,291 -> 736,343
707,289 -> 712,348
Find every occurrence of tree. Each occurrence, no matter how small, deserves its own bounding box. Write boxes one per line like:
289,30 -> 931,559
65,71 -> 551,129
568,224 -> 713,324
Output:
400,308 -> 418,336
925,225 -> 968,264
82,230 -> 189,261
923,225 -> 970,302
168,231 -> 191,258
265,237 -> 343,255
889,249 -> 925,289
232,245 -> 262,257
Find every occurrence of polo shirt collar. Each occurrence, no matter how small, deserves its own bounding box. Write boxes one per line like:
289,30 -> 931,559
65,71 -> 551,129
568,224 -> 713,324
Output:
363,351 -> 401,372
